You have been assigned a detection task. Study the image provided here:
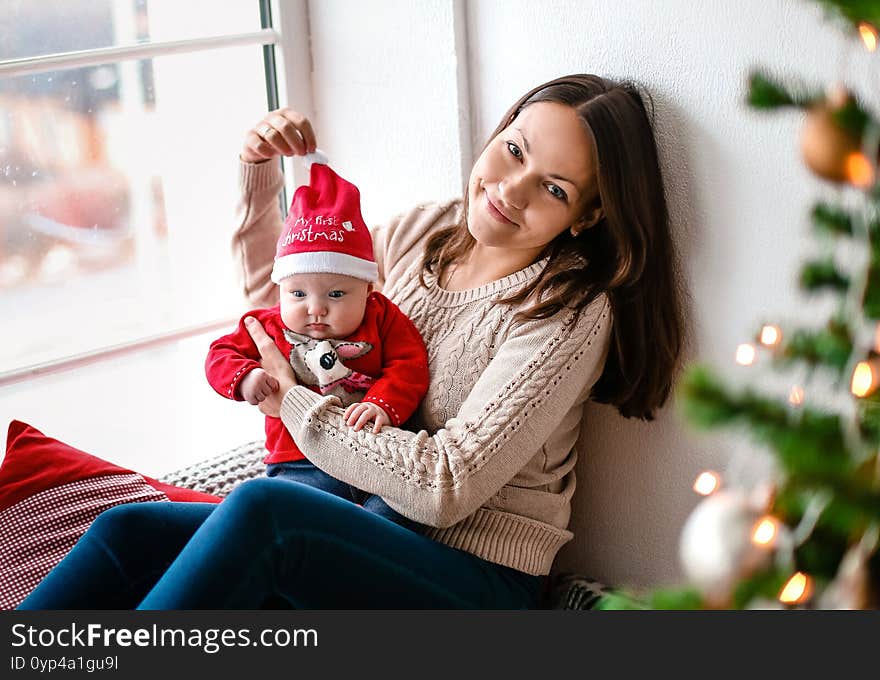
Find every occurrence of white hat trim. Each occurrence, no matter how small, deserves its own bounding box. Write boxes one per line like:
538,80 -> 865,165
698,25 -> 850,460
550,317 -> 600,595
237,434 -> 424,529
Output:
301,149 -> 329,171
272,251 -> 378,283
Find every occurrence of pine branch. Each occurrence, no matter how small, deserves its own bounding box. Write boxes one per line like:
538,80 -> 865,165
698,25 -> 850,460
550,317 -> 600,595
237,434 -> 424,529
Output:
776,483 -> 879,550
747,71 -> 818,109
677,365 -> 857,478
800,258 -> 850,294
815,0 -> 880,29
731,566 -> 791,608
811,201 -> 880,240
832,96 -> 874,139
763,409 -> 855,478
594,591 -> 650,610
748,70 -> 877,140
857,397 -> 880,440
773,320 -> 853,373
793,525 -> 849,578
595,586 -> 703,610
864,262 -> 880,318
811,202 -> 855,237
647,587 -> 705,610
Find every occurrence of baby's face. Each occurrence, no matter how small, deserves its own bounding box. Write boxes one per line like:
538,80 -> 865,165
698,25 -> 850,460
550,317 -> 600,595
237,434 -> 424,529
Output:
279,273 -> 372,339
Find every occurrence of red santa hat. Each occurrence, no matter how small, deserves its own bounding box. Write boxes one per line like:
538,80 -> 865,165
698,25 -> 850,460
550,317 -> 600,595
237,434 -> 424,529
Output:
271,151 -> 378,284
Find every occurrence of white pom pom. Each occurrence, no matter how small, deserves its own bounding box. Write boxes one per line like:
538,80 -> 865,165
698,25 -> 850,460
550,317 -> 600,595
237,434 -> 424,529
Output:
679,489 -> 772,605
301,149 -> 329,171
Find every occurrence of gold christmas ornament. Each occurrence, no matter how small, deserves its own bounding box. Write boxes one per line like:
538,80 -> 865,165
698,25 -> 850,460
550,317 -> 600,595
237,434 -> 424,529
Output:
826,83 -> 850,109
801,105 -> 857,182
800,92 -> 874,187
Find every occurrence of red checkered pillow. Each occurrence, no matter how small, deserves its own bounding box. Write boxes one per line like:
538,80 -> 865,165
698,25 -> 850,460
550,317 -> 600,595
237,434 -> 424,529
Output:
0,420 -> 221,609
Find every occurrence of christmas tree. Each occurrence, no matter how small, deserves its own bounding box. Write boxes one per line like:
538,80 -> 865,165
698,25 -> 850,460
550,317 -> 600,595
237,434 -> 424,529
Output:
604,0 -> 880,610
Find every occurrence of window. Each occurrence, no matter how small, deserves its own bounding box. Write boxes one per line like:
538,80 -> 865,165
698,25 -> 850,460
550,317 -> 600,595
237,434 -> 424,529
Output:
0,0 -> 280,379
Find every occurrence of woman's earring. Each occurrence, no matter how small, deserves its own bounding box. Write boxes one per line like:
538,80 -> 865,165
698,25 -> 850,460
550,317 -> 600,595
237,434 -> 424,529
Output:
570,227 -> 580,237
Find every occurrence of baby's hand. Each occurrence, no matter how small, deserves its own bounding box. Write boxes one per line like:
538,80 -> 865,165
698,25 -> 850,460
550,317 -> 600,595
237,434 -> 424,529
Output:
238,368 -> 279,405
344,402 -> 390,433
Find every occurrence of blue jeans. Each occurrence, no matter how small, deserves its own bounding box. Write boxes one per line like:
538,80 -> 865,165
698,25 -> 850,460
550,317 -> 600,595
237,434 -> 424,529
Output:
266,460 -> 426,534
17,478 -> 542,610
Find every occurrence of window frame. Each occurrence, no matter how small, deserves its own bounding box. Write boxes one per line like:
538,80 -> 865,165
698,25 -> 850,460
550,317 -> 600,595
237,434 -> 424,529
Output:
0,0 -> 311,387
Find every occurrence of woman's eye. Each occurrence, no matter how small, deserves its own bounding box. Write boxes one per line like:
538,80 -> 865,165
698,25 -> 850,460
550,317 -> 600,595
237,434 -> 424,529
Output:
329,291 -> 345,299
547,184 -> 567,201
506,141 -> 523,159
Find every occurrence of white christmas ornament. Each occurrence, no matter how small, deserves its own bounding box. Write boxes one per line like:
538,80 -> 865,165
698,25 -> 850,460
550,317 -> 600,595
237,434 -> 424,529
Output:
679,488 -> 774,605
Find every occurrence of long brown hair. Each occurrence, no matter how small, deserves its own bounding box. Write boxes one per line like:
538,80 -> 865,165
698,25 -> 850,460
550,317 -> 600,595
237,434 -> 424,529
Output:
419,74 -> 685,421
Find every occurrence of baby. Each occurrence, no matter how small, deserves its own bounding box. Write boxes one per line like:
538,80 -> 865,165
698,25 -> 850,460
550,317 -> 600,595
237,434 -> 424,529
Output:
206,152 -> 429,532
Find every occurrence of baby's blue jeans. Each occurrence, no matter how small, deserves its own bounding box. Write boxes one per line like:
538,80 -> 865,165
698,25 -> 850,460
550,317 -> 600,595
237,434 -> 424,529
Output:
18,477 -> 543,610
266,459 -> 426,534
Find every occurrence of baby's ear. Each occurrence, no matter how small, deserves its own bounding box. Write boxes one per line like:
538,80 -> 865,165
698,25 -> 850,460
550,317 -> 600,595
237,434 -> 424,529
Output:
335,341 -> 373,359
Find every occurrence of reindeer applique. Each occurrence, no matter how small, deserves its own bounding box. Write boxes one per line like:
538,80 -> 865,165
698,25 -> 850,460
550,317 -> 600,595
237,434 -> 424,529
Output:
282,329 -> 376,403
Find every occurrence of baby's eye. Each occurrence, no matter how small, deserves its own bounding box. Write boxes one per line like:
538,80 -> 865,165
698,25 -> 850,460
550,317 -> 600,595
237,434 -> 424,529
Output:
506,141 -> 523,159
291,290 -> 306,298
329,290 -> 345,299
547,183 -> 567,201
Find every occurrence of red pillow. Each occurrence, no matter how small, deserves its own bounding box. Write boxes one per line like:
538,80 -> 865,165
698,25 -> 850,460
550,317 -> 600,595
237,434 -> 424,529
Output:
0,420 -> 221,609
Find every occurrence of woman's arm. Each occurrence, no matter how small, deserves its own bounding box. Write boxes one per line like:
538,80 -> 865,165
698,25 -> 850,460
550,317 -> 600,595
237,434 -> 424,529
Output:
250,294 -> 613,528
232,161 -> 284,309
233,109 -> 317,308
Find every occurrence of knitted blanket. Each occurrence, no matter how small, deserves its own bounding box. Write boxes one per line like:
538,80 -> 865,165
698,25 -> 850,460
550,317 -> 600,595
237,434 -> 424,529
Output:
159,440 -> 267,498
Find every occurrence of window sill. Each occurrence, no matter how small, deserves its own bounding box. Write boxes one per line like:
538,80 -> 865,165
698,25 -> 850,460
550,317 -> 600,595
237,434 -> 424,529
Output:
0,328 -> 265,477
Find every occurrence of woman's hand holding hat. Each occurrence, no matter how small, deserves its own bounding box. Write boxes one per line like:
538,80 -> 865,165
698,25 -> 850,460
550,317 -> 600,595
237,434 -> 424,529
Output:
241,107 -> 317,163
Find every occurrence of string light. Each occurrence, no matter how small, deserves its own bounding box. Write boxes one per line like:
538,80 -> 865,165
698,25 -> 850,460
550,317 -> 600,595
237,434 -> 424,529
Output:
845,152 -> 875,188
788,385 -> 804,406
736,343 -> 756,366
693,471 -> 720,496
859,22 -> 879,52
751,516 -> 780,547
758,324 -> 782,347
778,572 -> 813,605
851,359 -> 880,397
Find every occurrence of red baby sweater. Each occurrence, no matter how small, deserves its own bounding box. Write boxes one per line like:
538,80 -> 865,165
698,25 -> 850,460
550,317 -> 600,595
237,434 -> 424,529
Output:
205,291 -> 429,463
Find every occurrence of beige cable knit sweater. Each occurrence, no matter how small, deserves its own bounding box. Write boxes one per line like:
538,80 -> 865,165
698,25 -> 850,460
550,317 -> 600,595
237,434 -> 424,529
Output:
234,160 -> 613,575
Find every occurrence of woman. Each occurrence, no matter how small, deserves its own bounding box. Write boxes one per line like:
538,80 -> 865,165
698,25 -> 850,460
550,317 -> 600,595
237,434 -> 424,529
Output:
20,74 -> 684,609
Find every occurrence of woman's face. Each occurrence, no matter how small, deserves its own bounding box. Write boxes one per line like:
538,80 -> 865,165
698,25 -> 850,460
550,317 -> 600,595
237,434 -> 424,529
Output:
467,101 -> 599,254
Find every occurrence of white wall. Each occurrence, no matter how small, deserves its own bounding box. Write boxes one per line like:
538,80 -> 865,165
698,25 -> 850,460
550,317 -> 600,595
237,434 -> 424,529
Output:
307,0 -> 879,589
304,0 -> 471,224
